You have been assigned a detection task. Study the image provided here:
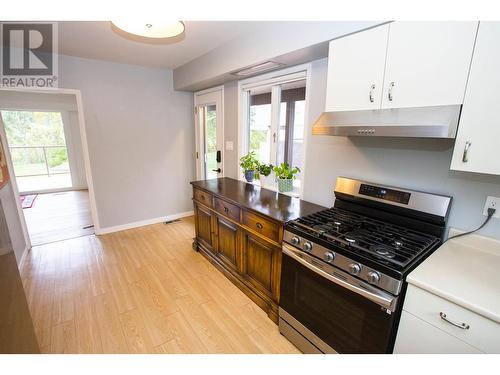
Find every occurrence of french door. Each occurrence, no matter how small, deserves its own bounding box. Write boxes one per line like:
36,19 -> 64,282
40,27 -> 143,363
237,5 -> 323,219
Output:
194,87 -> 224,180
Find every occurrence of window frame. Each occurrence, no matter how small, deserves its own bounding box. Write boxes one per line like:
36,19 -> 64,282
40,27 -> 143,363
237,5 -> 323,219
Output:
237,64 -> 311,197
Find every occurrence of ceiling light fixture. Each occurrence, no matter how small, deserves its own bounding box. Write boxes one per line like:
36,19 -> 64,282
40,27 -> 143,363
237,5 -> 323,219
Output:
111,21 -> 185,39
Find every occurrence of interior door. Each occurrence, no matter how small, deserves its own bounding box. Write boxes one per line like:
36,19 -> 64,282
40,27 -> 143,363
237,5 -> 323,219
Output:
325,24 -> 389,112
381,21 -> 478,109
194,88 -> 224,180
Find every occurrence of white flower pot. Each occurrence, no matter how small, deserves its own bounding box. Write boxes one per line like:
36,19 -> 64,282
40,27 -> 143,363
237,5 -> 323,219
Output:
259,173 -> 276,190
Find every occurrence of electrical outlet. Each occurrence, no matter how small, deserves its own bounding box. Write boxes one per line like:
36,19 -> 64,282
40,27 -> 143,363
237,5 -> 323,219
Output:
483,196 -> 500,218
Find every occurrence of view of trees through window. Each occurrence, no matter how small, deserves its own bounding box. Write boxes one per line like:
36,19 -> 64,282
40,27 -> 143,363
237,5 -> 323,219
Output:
204,105 -> 218,179
1,111 -> 70,178
247,81 -> 306,186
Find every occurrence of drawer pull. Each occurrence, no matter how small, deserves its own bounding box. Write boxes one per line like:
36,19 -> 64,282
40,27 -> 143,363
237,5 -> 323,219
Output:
200,195 -> 205,200
256,222 -> 263,230
439,312 -> 470,330
224,207 -> 229,214
462,141 -> 471,163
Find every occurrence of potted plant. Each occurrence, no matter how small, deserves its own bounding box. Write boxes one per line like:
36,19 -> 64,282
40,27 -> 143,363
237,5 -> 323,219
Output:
240,151 -> 259,182
273,162 -> 300,193
257,163 -> 274,189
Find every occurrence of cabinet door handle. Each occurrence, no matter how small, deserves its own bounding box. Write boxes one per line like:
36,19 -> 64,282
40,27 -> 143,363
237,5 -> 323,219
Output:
439,312 -> 470,330
256,222 -> 263,230
462,141 -> 471,163
388,82 -> 395,101
369,84 -> 375,103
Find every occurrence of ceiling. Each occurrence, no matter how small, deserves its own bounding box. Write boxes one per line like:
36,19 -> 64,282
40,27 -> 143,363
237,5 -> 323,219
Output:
58,21 -> 268,69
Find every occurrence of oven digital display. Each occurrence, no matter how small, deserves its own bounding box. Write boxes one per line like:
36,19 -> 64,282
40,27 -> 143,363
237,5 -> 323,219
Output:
359,184 -> 411,205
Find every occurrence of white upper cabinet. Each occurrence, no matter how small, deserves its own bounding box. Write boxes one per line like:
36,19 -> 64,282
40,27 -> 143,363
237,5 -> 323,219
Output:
325,22 -> 478,112
381,22 -> 478,109
451,22 -> 500,175
325,24 -> 389,112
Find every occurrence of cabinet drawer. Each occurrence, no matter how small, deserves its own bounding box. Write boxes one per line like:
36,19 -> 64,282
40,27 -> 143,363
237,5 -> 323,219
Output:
404,285 -> 500,353
242,211 -> 280,243
193,188 -> 212,208
214,197 -> 240,222
394,311 -> 482,354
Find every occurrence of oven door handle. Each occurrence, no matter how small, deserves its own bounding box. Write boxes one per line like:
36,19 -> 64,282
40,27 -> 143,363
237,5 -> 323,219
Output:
283,245 -> 397,311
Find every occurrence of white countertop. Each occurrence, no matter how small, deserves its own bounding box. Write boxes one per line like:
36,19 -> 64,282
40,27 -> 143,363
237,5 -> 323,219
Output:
407,228 -> 500,324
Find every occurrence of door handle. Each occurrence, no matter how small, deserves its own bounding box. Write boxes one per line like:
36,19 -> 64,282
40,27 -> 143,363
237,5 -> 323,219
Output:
369,84 -> 375,103
212,168 -> 221,173
282,244 -> 396,311
462,141 -> 471,163
388,82 -> 395,101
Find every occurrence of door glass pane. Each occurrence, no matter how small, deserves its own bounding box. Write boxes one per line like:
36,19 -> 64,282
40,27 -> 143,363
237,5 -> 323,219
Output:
276,81 -> 306,186
248,89 -> 272,164
1,110 -> 72,192
204,104 -> 218,179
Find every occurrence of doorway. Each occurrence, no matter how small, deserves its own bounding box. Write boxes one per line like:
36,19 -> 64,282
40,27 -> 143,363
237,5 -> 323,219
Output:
0,89 -> 99,248
1,110 -> 72,193
194,87 -> 224,180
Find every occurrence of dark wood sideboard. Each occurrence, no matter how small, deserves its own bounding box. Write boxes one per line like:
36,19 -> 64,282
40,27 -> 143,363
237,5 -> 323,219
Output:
190,177 -> 325,323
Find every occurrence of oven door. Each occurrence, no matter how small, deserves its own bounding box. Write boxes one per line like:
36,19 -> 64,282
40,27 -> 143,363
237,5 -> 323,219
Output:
280,244 -> 398,354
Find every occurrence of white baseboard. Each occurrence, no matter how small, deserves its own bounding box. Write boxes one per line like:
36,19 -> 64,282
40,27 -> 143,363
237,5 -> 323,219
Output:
96,211 -> 194,235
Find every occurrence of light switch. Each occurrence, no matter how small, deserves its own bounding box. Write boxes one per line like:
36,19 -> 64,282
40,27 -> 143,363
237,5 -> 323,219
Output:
225,141 -> 234,151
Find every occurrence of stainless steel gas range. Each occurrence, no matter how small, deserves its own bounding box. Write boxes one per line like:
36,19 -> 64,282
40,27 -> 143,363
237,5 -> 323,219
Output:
279,177 -> 452,354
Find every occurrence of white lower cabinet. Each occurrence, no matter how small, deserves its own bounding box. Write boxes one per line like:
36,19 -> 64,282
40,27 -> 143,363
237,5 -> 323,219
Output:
394,285 -> 500,353
394,311 -> 482,354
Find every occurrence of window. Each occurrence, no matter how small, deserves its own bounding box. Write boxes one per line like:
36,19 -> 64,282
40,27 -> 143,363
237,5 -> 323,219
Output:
248,88 -> 272,164
241,70 -> 308,191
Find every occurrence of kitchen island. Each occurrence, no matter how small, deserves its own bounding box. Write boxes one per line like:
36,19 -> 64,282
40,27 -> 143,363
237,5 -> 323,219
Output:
190,177 -> 325,323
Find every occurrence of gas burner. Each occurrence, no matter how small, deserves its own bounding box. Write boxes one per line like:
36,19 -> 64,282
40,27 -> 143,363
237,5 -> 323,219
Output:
287,207 -> 441,270
371,244 -> 396,259
393,239 -> 404,249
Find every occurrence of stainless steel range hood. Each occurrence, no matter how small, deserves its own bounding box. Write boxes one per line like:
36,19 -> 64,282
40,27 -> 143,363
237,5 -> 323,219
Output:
312,105 -> 462,138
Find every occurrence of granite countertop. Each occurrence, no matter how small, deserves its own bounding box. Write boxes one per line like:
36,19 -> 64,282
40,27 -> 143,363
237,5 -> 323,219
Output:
407,229 -> 500,324
190,177 -> 326,223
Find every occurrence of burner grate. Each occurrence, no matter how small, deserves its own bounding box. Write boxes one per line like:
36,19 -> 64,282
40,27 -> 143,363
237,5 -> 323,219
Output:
290,207 -> 439,270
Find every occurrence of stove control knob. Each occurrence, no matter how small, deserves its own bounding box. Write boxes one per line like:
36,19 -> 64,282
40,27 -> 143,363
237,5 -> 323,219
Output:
303,242 -> 313,252
290,236 -> 301,246
367,271 -> 381,284
348,263 -> 361,275
324,252 -> 335,263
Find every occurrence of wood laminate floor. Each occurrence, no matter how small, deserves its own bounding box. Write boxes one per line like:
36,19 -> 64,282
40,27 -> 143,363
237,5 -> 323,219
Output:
20,216 -> 300,354
23,190 -> 94,246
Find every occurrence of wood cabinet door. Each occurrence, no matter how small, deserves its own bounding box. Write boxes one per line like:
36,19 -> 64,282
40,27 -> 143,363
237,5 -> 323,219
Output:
325,24 -> 389,112
381,22 -> 477,109
214,215 -> 240,271
241,231 -> 281,301
451,22 -> 500,175
194,203 -> 214,253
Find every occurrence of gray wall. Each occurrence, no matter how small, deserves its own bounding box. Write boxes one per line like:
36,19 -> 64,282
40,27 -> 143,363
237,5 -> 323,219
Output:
59,55 -> 194,229
302,58 -> 500,239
